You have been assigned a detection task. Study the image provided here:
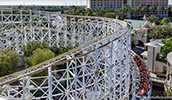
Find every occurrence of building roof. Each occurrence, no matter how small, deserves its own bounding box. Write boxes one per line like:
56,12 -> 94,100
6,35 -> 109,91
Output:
167,52 -> 172,65
145,42 -> 164,48
141,51 -> 148,57
145,40 -> 164,48
124,19 -> 148,29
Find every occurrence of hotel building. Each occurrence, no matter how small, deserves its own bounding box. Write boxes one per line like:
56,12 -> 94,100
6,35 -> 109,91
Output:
87,0 -> 169,18
87,0 -> 168,8
87,0 -> 128,8
128,0 -> 168,7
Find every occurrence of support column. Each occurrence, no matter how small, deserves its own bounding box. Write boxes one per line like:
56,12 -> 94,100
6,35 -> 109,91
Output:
109,41 -> 113,99
94,46 -> 98,100
48,65 -> 53,100
30,10 -> 33,42
20,10 -> 24,45
55,15 -> 59,47
71,17 -> 76,47
1,9 -> 4,48
22,76 -> 26,100
74,58 -> 78,100
64,17 -> 68,47
48,13 -> 51,47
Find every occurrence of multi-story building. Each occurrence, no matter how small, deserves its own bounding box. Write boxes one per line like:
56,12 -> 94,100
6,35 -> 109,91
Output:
87,0 -> 168,8
128,0 -> 168,7
128,0 -> 168,18
87,0 -> 169,18
87,0 -> 128,8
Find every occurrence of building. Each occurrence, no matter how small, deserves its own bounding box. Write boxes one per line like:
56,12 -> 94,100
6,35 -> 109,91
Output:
87,0 -> 128,8
124,19 -> 153,55
87,0 -> 168,8
87,0 -> 168,18
128,0 -> 168,7
143,40 -> 166,73
129,0 -> 168,19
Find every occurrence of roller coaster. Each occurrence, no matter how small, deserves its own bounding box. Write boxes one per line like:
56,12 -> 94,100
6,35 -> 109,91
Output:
0,8 -> 151,100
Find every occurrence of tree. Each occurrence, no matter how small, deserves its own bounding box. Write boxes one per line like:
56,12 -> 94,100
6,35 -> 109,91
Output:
171,7 -> 172,13
122,4 -> 131,13
141,6 -> 148,12
137,5 -> 142,15
23,41 -> 48,57
157,6 -> 162,16
149,26 -> 172,39
104,12 -> 116,18
0,48 -> 20,77
60,6 -> 64,14
161,37 -> 172,57
25,48 -> 55,68
160,17 -> 170,25
147,15 -> 159,25
149,6 -> 155,15
49,46 -> 75,56
164,6 -> 169,12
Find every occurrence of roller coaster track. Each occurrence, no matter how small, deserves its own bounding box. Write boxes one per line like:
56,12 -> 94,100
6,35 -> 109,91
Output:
0,8 -> 151,100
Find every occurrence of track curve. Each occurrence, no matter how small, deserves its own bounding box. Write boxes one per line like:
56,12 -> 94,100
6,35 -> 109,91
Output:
0,8 -> 151,100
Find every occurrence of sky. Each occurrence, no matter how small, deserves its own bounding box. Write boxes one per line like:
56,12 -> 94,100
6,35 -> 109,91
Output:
0,0 -> 87,6
0,0 -> 171,6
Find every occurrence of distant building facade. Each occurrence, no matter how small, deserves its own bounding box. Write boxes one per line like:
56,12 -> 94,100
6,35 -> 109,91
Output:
128,0 -> 168,7
128,0 -> 168,19
87,0 -> 168,8
87,0 -> 168,18
87,0 -> 128,8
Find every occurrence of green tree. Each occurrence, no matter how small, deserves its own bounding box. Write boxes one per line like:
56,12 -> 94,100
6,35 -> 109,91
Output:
25,48 -> 55,68
49,46 -> 75,56
60,6 -> 64,14
157,6 -> 162,16
164,6 -> 169,13
137,5 -> 142,18
147,15 -> 159,25
23,41 -> 48,57
161,37 -> 172,57
160,17 -> 170,25
104,12 -> 116,18
149,26 -> 172,39
122,4 -> 131,13
171,7 -> 172,13
141,6 -> 148,12
149,6 -> 155,15
0,49 -> 20,77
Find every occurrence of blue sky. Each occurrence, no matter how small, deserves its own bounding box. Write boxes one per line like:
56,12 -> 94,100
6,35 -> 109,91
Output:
0,0 -> 171,6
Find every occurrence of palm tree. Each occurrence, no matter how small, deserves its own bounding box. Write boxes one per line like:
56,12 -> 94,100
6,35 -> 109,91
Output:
164,6 -> 169,17
149,6 -> 155,15
131,6 -> 137,19
137,5 -> 142,19
122,4 -> 131,13
141,6 -> 148,15
122,4 -> 131,18
157,6 -> 162,17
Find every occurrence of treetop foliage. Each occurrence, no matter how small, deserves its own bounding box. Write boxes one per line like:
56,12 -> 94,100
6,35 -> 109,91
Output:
149,26 -> 172,39
23,41 -> 48,57
0,48 -> 20,77
25,48 -> 55,68
160,17 -> 170,25
147,15 -> 159,25
161,37 -> 172,57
